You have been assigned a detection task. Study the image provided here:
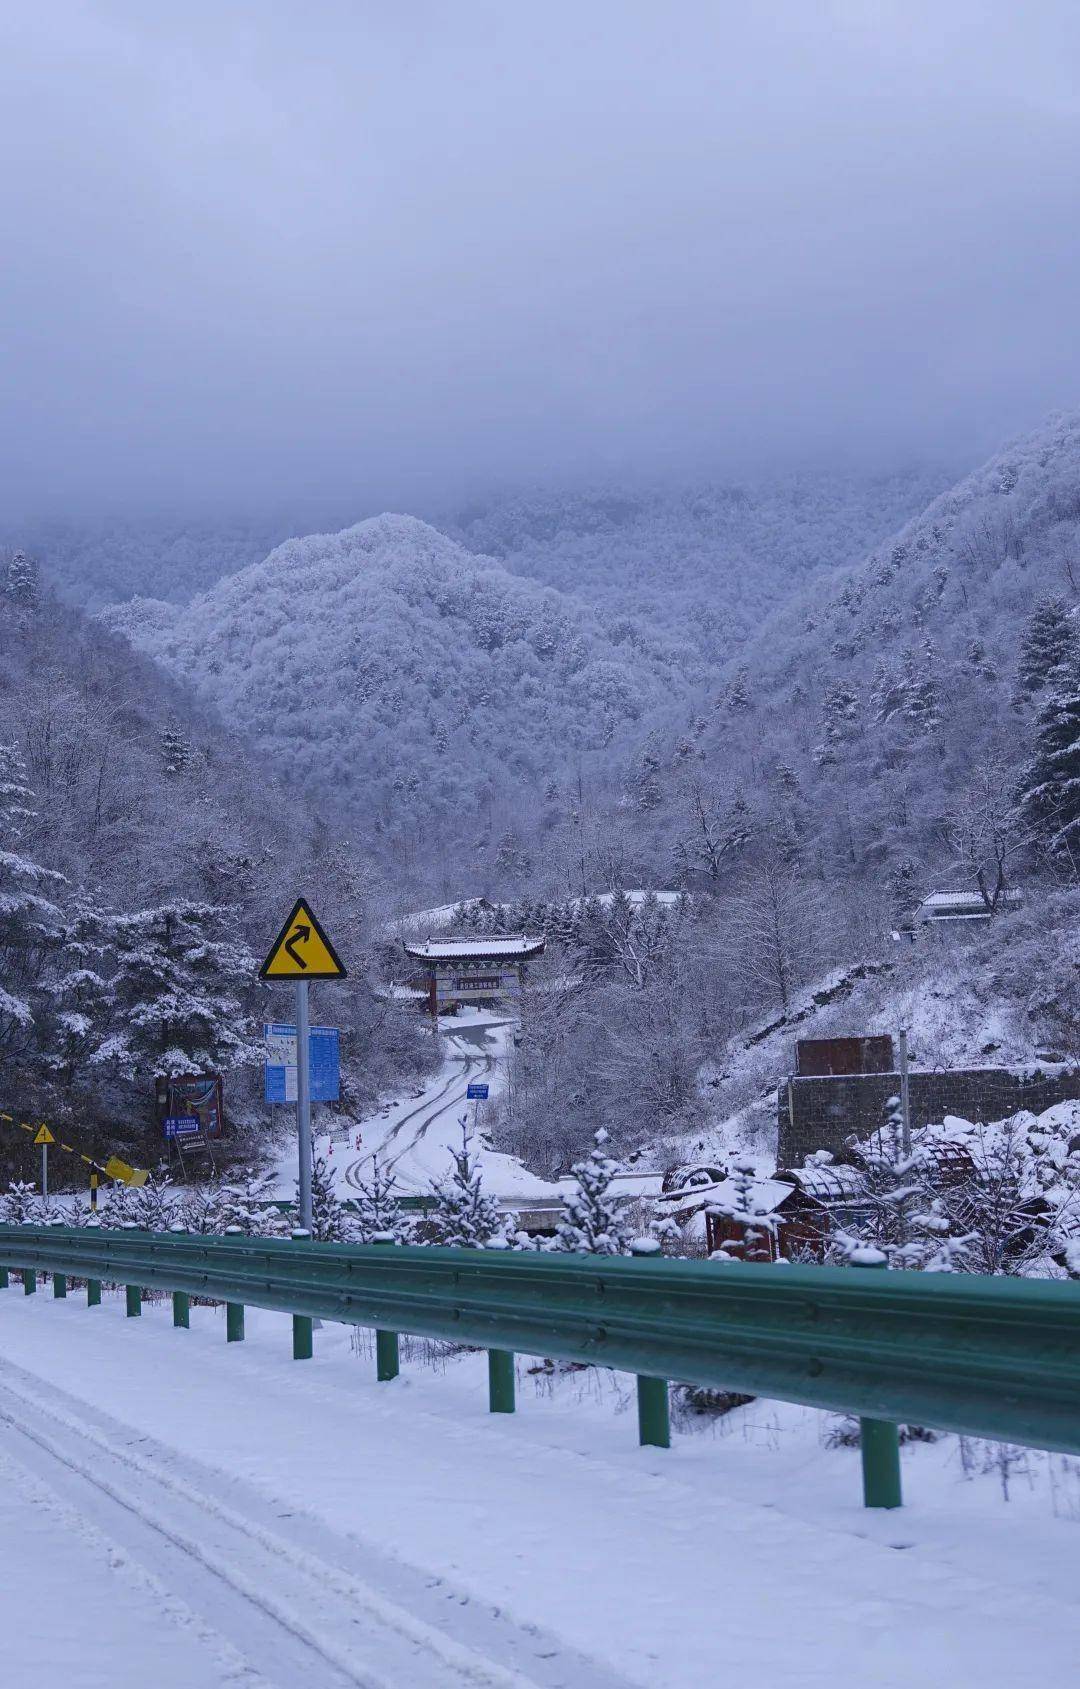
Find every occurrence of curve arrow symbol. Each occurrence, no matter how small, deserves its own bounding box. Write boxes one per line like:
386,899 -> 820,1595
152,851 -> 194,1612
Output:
284,924 -> 310,968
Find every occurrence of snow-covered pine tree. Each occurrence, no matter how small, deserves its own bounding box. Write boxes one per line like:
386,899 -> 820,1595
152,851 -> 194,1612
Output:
812,679 -> 861,766
92,900 -> 260,1082
352,1153 -> 408,1243
215,1173 -> 283,1236
1016,597 -> 1077,698
1017,648 -> 1080,868
725,668 -> 753,716
306,1153 -> 353,1242
38,899 -> 113,1090
0,739 -> 66,1064
555,1127 -> 632,1255
708,1159 -> 779,1262
128,1172 -> 173,1232
636,738 -> 663,812
160,721 -> 193,776
97,1180 -> 134,1228
179,1181 -> 224,1234
830,1096 -> 924,1267
5,551 -> 40,609
0,1181 -> 41,1223
425,1119 -> 508,1247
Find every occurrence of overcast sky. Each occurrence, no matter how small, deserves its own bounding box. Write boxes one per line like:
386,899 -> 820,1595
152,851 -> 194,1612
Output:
3,2 -> 1080,519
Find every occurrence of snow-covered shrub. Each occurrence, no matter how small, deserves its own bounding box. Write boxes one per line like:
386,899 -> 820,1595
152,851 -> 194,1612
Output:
422,1121 -> 509,1248
555,1128 -> 633,1255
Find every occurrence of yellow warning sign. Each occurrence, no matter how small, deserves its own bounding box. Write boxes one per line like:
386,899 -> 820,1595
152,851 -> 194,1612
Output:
33,1124 -> 55,1146
260,899 -> 347,980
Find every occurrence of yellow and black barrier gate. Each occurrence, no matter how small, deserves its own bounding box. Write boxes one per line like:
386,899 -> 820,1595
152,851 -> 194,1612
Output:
0,1110 -> 149,1204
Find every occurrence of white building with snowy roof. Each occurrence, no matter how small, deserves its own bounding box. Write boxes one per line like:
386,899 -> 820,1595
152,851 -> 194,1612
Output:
916,887 -> 1022,925
402,934 -> 545,1014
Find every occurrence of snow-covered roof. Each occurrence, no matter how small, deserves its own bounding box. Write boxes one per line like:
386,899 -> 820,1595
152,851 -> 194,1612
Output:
403,935 -> 545,961
920,889 -> 1022,909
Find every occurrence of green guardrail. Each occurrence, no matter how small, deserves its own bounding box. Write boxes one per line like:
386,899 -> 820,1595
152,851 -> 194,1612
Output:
2,1223 -> 1079,1511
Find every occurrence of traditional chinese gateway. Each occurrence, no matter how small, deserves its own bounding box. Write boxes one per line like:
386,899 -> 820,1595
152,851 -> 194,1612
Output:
402,934 -> 545,1014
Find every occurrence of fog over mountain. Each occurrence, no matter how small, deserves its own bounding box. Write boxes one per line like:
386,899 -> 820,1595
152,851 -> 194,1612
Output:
4,4 -> 1080,521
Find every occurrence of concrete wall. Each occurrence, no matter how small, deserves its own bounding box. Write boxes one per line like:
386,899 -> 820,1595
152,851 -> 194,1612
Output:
777,1066 -> 1080,1167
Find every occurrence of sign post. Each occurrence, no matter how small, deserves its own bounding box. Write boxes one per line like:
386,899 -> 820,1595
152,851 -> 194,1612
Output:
260,898 -> 347,1237
34,1124 -> 54,1198
296,976 -> 312,1230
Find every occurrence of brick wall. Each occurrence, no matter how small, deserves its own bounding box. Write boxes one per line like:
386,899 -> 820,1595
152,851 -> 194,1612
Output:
776,1067 -> 1080,1167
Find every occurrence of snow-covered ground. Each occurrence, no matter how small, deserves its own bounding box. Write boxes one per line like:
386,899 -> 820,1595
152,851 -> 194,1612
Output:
2,1289 -> 1078,1686
269,1010 -> 562,1205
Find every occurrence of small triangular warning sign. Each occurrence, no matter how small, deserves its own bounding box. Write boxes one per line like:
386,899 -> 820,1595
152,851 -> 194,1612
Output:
33,1125 -> 54,1145
260,898 -> 347,980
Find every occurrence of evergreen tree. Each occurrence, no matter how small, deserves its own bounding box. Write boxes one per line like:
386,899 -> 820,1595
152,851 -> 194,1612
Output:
216,1173 -> 281,1236
725,668 -> 753,716
708,1160 -> 781,1262
128,1172 -> 174,1232
160,722 -> 193,776
5,551 -> 40,608
353,1153 -> 408,1242
1016,597 -> 1077,698
555,1128 -> 632,1254
92,899 -> 259,1081
1018,651 -> 1080,865
0,1181 -> 41,1223
636,738 -> 663,812
180,1181 -> 225,1234
0,741 -> 65,1062
425,1120 -> 507,1247
305,1153 -> 353,1242
813,679 -> 861,766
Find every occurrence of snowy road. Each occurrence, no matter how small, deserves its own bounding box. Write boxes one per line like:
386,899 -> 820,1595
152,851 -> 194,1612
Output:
4,1291 -> 1080,1686
338,1017 -> 559,1203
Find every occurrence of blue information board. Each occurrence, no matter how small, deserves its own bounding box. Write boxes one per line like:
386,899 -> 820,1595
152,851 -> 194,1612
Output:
466,1082 -> 489,1100
163,1115 -> 201,1138
264,1024 -> 340,1104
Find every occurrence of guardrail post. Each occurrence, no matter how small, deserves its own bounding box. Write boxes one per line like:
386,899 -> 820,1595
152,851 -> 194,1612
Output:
84,1215 -> 101,1305
372,1235 -> 399,1380
126,1284 -> 142,1318
291,1229 -> 313,1360
375,1329 -> 399,1381
53,1272 -> 67,1298
488,1349 -> 515,1413
859,1254 -> 902,1509
224,1227 -> 245,1342
167,1221 -> 189,1326
23,1267 -> 36,1295
0,1265 -> 8,1289
636,1376 -> 671,1448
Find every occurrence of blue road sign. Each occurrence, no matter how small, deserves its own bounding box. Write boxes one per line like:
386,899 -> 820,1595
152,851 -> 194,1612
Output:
466,1082 -> 489,1101
163,1115 -> 201,1138
264,1023 -> 340,1105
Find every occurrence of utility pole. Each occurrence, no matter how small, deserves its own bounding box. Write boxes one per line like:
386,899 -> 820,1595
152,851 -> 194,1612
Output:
897,1028 -> 912,1158
296,977 -> 312,1233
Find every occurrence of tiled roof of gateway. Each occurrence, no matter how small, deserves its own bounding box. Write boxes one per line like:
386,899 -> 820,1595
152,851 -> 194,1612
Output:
403,935 -> 546,959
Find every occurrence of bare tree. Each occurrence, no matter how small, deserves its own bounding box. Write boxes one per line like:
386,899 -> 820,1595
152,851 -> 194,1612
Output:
939,753 -> 1036,911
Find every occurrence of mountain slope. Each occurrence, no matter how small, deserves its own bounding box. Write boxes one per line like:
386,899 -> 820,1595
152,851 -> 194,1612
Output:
619,410 -> 1080,890
444,466 -> 951,658
100,515 -> 702,876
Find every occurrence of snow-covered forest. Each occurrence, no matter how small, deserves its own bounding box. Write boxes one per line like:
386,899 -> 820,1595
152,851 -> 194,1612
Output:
0,573 -> 434,1182
4,413 -> 1080,1180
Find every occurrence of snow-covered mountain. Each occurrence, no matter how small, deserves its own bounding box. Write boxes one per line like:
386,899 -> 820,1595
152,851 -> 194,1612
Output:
99,515 -> 701,862
444,466 -> 951,658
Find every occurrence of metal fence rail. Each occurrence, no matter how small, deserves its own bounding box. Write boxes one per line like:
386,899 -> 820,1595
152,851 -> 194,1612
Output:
3,1224 -> 1079,1510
